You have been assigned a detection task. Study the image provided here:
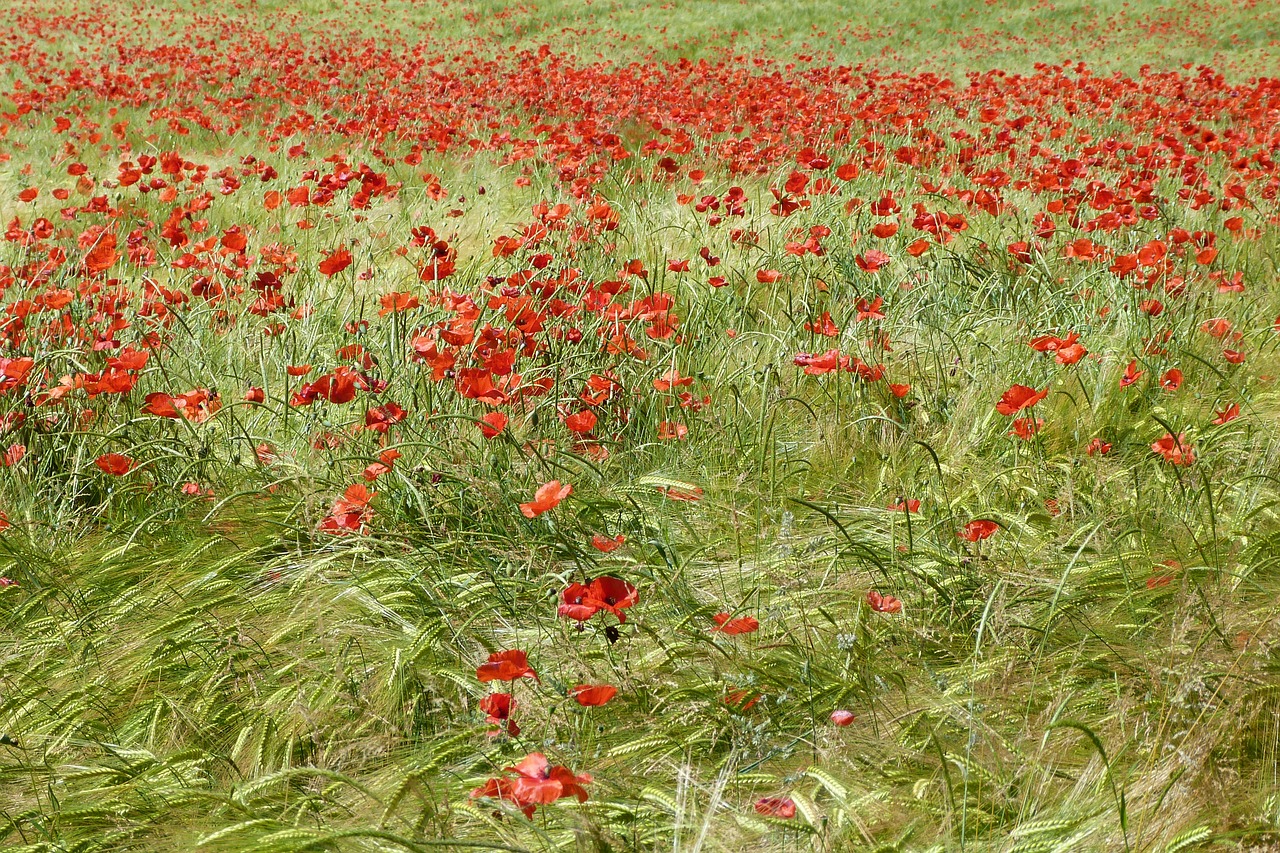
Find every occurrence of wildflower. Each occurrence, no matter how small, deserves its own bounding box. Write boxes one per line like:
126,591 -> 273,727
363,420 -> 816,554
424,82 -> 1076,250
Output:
712,613 -> 760,635
1009,417 -> 1044,440
471,752 -> 591,818
591,533 -> 625,552
571,685 -> 618,706
1151,433 -> 1195,465
855,295 -> 885,321
564,410 -> 596,433
754,797 -> 797,819
476,650 -> 539,683
319,484 -> 375,534
479,693 -> 519,737
1159,368 -> 1183,391
95,453 -> 135,476
995,384 -> 1048,415
1120,360 -> 1143,387
318,245 -> 353,276
866,590 -> 902,613
959,520 -> 999,541
520,480 -> 571,518
804,312 -> 839,337
657,421 -> 687,440
558,577 -> 638,623
1212,403 -> 1240,425
478,412 -> 508,438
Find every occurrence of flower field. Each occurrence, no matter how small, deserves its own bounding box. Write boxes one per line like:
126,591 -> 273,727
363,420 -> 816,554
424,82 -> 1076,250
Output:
2,1 -> 1280,850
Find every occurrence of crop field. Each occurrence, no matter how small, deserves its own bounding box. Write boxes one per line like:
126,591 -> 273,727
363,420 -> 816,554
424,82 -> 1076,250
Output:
1,0 -> 1280,850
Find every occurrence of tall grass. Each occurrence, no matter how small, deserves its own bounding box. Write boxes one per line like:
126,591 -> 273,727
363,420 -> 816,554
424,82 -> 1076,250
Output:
1,1 -> 1280,851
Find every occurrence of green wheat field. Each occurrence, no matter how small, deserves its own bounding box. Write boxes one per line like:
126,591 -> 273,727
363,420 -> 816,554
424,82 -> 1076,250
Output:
1,0 -> 1280,850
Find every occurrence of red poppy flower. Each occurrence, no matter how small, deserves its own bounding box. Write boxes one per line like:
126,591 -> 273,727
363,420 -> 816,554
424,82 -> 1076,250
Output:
959,520 -> 999,541
855,295 -> 885,321
558,576 -> 638,623
95,453 -> 135,476
1120,360 -> 1144,387
804,311 -> 839,337
378,291 -> 420,316
1198,317 -> 1228,338
794,349 -> 850,375
362,448 -> 401,482
1055,341 -> 1087,365
856,250 -> 891,272
520,480 -> 571,518
1159,369 -> 1183,391
830,710 -> 856,727
364,402 -> 407,433
478,411 -> 508,438
1009,417 -> 1044,440
724,688 -> 761,710
571,684 -> 618,706
142,393 -> 180,418
471,752 -> 591,818
657,421 -> 688,440
591,533 -> 625,552
479,692 -> 519,737
712,613 -> 760,635
888,382 -> 911,398
319,484 -> 375,535
866,590 -> 902,614
1029,333 -> 1068,353
1086,437 -> 1112,456
1212,403 -> 1240,425
995,384 -> 1048,416
888,498 -> 920,513
476,650 -> 539,683
318,245 -> 353,276
1151,433 -> 1195,466
652,368 -> 694,392
564,410 -> 597,433
754,797 -> 797,819
3,444 -> 25,467
506,752 -> 592,809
